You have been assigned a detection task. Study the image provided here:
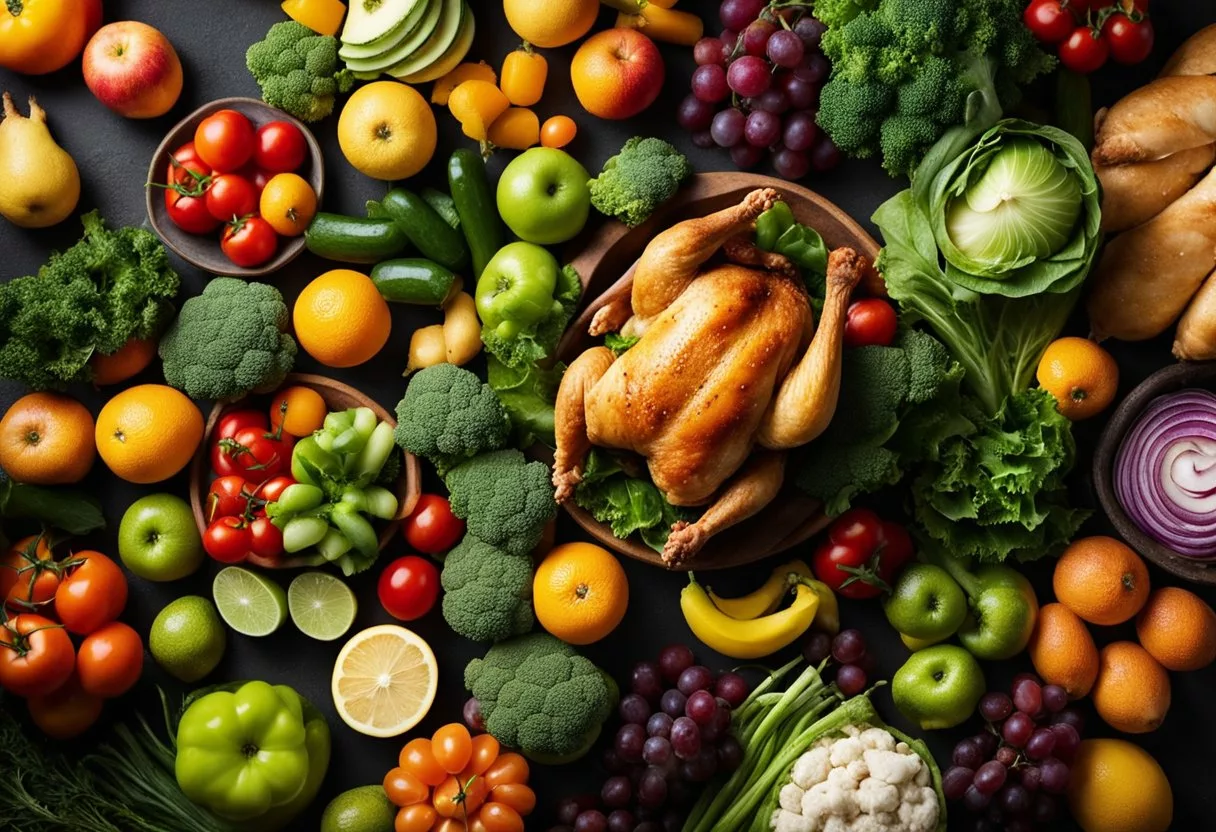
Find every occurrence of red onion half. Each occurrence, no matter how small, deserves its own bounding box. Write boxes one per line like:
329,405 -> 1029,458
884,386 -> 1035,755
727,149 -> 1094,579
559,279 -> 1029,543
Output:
1114,389 -> 1216,558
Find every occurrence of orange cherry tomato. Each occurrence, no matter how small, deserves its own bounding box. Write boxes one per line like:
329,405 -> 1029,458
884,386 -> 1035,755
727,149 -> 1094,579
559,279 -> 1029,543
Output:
489,784 -> 536,816
76,621 -> 144,699
468,815 -> 489,832
434,775 -> 488,818
395,803 -> 438,832
399,738 -> 447,787
383,767 -> 429,807
467,733 -> 500,776
540,115 -> 577,149
434,820 -> 466,832
478,803 -> 525,832
483,753 -> 530,788
432,723 -> 473,774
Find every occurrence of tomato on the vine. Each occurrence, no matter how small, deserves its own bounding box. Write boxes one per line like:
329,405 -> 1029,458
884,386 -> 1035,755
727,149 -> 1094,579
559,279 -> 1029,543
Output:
76,621 -> 144,699
254,121 -> 308,173
214,423 -> 292,479
1,534 -> 56,610
204,516 -> 252,564
55,551 -> 128,636
810,508 -> 914,600
844,298 -> 898,348
254,475 -> 296,504
383,767 -> 429,806
399,738 -> 448,787
205,173 -> 258,222
378,556 -> 440,622
483,753 -> 529,788
1024,0 -> 1076,44
1103,13 -> 1154,64
0,614 -> 75,698
1059,25 -> 1109,73
207,475 -> 252,521
221,215 -> 278,268
164,158 -> 218,235
403,495 -> 465,555
194,109 -> 255,172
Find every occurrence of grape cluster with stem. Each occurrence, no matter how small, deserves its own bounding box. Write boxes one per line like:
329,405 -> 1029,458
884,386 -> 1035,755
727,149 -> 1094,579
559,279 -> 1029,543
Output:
680,0 -> 841,179
943,673 -> 1085,831
543,644 -> 748,832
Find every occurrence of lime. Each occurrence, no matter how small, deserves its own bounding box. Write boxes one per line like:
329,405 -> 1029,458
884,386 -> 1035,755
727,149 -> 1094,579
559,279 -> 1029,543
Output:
212,566 -> 288,637
149,596 -> 226,682
289,572 -> 358,641
320,785 -> 396,832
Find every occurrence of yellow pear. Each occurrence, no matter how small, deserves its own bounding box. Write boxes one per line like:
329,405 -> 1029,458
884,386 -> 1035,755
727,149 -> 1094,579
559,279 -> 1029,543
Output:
0,92 -> 81,229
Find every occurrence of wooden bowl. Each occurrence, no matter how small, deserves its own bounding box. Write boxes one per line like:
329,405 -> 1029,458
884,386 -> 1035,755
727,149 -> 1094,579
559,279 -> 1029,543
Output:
188,374 -> 421,569
147,97 -> 324,278
556,173 -> 881,570
1094,361 -> 1216,585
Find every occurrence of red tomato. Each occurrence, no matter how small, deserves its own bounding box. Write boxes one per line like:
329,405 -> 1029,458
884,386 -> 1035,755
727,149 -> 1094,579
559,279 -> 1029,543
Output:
810,509 -> 913,600
404,495 -> 465,555
0,614 -> 75,698
55,551 -> 128,636
215,425 -> 292,479
205,173 -> 259,222
194,109 -> 256,172
246,166 -> 273,198
378,556 -> 440,621
207,475 -> 253,522
844,299 -> 898,348
254,475 -> 296,504
204,516 -> 252,564
1059,26 -> 1109,73
1102,13 -> 1154,65
249,516 -> 284,559
170,142 -> 209,173
211,410 -> 270,477
27,673 -> 103,740
255,121 -> 308,173
1023,0 -> 1075,44
76,622 -> 144,699
164,157 -> 218,235
222,216 -> 278,268
2,535 -> 57,611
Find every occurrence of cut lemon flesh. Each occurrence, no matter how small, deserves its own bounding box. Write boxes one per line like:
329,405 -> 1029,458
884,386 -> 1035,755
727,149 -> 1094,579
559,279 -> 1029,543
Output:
331,624 -> 437,737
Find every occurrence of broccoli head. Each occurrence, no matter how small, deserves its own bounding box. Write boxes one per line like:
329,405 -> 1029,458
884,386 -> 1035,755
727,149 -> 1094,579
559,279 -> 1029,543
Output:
246,21 -> 353,122
588,137 -> 693,228
158,278 -> 297,401
441,536 -> 534,643
443,450 -> 556,557
394,364 -> 511,476
465,633 -> 617,763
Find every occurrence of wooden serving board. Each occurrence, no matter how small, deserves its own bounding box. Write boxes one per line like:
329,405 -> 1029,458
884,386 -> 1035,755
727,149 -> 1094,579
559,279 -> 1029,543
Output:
555,172 -> 881,570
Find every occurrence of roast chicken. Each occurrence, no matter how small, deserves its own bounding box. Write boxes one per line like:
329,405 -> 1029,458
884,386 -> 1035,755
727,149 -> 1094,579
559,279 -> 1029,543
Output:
552,188 -> 866,565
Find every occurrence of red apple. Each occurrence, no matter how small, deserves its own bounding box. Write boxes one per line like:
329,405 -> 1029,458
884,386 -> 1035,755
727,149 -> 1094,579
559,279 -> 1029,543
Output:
83,21 -> 182,119
571,28 -> 665,121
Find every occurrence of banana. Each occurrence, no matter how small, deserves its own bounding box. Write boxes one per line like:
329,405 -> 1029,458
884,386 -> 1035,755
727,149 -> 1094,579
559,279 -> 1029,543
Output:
806,579 -> 840,635
707,559 -> 813,619
681,573 -> 819,659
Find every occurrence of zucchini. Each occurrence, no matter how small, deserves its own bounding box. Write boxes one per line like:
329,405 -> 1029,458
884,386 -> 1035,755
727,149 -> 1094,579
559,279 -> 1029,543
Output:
422,187 -> 461,230
380,188 -> 470,271
304,214 -> 410,264
447,148 -> 503,280
371,258 -> 458,306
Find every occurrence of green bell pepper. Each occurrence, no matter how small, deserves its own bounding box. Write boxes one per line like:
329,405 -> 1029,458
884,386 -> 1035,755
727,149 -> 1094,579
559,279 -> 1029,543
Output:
175,680 -> 328,825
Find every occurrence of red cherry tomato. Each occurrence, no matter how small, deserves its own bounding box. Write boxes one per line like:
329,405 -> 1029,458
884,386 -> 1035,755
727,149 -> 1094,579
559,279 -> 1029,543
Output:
205,173 -> 259,222
194,109 -> 256,172
245,166 -> 273,198
0,614 -> 75,698
810,508 -> 913,600
1023,0 -> 1075,44
171,141 -> 208,170
255,121 -> 308,173
164,158 -> 218,235
221,216 -> 278,268
54,551 -> 128,636
404,495 -> 465,555
27,673 -> 103,740
844,298 -> 898,348
1059,26 -> 1109,73
254,475 -> 296,504
378,556 -> 440,621
211,410 -> 270,477
217,425 -> 292,479
207,475 -> 252,522
204,516 -> 252,564
1102,13 -> 1154,65
249,516 -> 284,559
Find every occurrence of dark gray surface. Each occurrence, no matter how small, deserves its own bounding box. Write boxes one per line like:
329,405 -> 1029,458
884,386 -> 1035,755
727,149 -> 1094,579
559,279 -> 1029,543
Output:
1,1 -> 1213,829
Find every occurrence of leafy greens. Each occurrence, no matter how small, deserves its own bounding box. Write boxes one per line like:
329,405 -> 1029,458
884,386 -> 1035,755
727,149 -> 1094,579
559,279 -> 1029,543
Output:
574,449 -> 693,552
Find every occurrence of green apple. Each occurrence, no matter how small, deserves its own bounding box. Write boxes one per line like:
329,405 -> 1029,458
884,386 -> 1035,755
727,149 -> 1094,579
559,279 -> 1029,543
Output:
957,565 -> 1039,661
496,147 -> 590,244
118,493 -> 204,581
884,564 -> 967,641
476,241 -> 560,340
892,644 -> 986,730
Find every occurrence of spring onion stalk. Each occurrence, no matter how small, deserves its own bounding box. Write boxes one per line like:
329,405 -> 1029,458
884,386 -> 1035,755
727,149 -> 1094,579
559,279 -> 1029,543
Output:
282,516 -> 330,553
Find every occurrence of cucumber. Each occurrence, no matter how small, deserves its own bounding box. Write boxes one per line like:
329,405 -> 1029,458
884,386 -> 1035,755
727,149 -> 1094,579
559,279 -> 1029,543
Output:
421,188 -> 460,230
372,258 -> 458,306
340,0 -> 425,47
304,214 -> 410,264
447,148 -> 503,280
340,0 -> 432,59
380,188 -> 470,271
342,0 -> 444,73
384,0 -> 464,79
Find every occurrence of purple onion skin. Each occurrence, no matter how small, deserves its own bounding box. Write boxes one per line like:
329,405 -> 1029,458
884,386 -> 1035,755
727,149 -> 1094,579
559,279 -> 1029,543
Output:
1114,389 -> 1216,558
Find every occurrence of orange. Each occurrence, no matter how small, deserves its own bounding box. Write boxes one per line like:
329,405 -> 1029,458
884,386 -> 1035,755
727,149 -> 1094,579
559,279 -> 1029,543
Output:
0,392 -> 95,485
90,337 -> 157,386
533,542 -> 629,645
269,385 -> 327,437
94,384 -> 203,484
293,269 -> 391,368
1135,586 -> 1216,671
1036,336 -> 1119,421
503,0 -> 597,48
1091,641 -> 1170,734
1028,603 -> 1100,699
1053,536 -> 1149,626
1068,739 -> 1172,832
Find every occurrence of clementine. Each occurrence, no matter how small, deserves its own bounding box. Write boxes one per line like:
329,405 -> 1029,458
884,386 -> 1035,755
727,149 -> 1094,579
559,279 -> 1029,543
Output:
293,270 -> 391,368
1053,536 -> 1149,626
1036,336 -> 1119,421
1091,641 -> 1171,734
533,542 -> 629,645
1135,586 -> 1216,671
90,337 -> 158,386
1028,603 -> 1100,699
94,384 -> 203,484
0,392 -> 95,484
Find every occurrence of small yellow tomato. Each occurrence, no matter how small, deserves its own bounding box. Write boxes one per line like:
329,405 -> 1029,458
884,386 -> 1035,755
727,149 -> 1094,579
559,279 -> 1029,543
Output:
259,172 -> 316,237
540,115 -> 577,149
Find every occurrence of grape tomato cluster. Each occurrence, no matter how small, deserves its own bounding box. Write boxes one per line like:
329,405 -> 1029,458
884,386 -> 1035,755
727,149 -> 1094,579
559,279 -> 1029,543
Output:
1024,0 -> 1154,74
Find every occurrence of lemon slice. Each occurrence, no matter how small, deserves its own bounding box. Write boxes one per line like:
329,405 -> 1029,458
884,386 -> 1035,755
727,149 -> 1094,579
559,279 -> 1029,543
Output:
331,625 -> 438,737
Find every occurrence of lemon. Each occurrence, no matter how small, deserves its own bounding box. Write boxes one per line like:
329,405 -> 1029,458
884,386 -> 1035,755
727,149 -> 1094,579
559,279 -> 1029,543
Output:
149,596 -> 226,682
289,572 -> 357,642
212,566 -> 288,637
338,81 -> 436,181
320,785 -> 396,832
331,625 -> 437,738
1068,739 -> 1172,832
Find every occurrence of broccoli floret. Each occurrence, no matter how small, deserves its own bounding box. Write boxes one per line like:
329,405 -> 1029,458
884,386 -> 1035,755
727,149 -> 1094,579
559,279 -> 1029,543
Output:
443,450 -> 556,557
879,115 -> 945,178
796,444 -> 903,517
158,278 -> 297,401
588,138 -> 692,228
813,0 -> 879,27
246,21 -> 353,122
394,364 -> 511,476
815,80 -> 890,157
465,633 -> 617,763
441,537 -> 534,643
896,55 -> 964,118
900,327 -> 954,404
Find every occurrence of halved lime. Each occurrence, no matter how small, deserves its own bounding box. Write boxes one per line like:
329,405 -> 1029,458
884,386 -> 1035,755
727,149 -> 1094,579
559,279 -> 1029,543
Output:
212,566 -> 288,637
289,572 -> 358,642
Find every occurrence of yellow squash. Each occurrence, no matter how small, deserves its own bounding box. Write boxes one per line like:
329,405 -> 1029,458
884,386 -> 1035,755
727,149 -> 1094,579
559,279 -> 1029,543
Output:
681,574 -> 819,660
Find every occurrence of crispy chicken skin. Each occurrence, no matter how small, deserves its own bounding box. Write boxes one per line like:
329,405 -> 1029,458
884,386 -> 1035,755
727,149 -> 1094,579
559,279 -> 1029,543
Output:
553,188 -> 865,565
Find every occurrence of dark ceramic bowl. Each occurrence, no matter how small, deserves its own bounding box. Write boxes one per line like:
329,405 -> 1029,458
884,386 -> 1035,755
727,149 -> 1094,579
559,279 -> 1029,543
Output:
146,97 -> 324,278
1094,361 -> 1216,585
